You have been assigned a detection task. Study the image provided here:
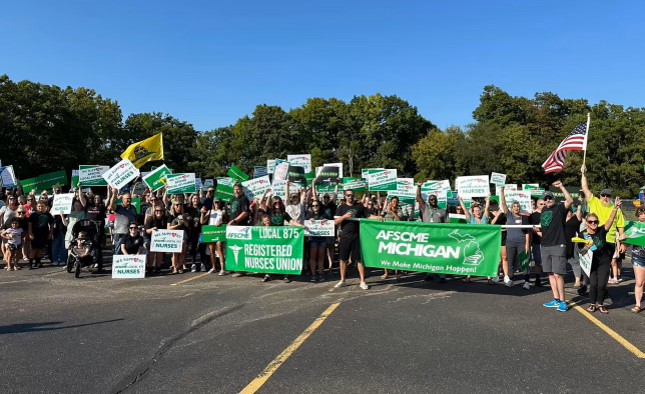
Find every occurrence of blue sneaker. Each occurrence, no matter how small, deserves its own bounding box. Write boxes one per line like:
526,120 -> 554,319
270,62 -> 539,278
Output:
557,301 -> 568,312
543,299 -> 560,308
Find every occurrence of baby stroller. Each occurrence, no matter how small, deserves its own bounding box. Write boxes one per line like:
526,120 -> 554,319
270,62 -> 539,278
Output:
66,219 -> 101,278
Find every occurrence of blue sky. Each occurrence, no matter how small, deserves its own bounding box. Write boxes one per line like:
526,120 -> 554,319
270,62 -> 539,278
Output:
3,1 -> 644,132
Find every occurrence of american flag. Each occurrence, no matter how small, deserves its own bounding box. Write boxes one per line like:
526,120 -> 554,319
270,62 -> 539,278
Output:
542,123 -> 588,173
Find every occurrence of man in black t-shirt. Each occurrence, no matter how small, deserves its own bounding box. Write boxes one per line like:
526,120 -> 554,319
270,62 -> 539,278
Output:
334,189 -> 382,290
539,182 -> 573,312
229,183 -> 250,277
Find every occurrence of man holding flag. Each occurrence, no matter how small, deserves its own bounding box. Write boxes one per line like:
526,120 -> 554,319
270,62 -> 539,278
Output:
121,133 -> 164,168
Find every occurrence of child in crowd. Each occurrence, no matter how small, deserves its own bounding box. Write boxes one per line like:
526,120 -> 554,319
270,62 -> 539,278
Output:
2,218 -> 24,270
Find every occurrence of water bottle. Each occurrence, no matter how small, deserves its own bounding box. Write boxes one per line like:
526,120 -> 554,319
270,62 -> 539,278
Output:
639,190 -> 644,204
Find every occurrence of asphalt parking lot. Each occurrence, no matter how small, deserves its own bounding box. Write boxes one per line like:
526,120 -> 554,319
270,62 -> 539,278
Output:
1,258 -> 643,394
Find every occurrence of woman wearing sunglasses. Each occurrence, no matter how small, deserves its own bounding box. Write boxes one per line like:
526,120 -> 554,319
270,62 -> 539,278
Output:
305,199 -> 330,282
145,203 -> 168,274
580,197 -> 621,314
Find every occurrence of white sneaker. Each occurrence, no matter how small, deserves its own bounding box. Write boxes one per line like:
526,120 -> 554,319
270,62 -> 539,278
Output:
504,276 -> 513,287
208,268 -> 216,274
523,282 -> 530,290
218,270 -> 227,276
359,282 -> 369,290
334,280 -> 345,288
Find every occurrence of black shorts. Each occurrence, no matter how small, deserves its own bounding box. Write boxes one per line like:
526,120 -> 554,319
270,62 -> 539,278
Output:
8,244 -> 18,252
338,235 -> 360,263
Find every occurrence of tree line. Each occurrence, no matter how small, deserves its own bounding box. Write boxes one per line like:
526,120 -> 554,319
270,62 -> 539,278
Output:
1,75 -> 643,196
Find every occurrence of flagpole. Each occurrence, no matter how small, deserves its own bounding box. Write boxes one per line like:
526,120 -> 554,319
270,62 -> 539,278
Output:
582,112 -> 591,167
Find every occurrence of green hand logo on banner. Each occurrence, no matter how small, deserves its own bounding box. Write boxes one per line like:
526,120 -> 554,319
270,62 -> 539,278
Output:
449,230 -> 484,266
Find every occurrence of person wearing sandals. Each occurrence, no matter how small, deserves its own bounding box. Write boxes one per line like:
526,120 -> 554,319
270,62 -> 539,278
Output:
624,206 -> 645,314
580,197 -> 621,315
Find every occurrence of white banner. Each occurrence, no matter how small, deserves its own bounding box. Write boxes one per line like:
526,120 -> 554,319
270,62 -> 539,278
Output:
456,175 -> 490,199
304,219 -> 335,237
503,190 -> 532,213
242,175 -> 271,200
150,230 -> 185,253
79,165 -> 109,183
165,173 -> 196,194
112,255 -> 146,279
420,180 -> 451,201
287,154 -> 312,173
102,159 -> 140,189
579,250 -> 592,278
490,172 -> 507,186
50,193 -> 75,215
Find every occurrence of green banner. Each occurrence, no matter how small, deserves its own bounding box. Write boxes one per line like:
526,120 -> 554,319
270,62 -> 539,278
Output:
142,164 -> 172,191
359,220 -> 501,277
202,225 -> 226,243
623,221 -> 645,247
519,251 -> 530,272
225,226 -> 304,274
78,165 -> 109,187
215,183 -> 234,202
19,170 -> 67,193
227,165 -> 249,183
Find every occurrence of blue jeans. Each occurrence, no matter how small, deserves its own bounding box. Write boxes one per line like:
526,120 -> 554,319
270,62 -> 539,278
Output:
51,235 -> 66,264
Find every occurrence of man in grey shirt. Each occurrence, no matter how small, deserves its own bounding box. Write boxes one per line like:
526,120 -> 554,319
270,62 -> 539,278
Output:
416,184 -> 448,281
108,187 -> 138,252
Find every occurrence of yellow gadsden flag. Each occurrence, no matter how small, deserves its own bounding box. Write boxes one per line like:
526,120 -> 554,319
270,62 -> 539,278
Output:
120,133 -> 164,168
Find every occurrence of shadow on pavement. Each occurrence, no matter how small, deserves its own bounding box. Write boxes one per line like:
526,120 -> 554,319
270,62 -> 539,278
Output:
0,318 -> 124,335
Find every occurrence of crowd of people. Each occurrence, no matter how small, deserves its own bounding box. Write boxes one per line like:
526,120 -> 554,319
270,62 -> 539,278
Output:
0,166 -> 643,315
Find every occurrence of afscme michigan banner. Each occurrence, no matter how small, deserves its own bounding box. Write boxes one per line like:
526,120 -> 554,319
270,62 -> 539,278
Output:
360,221 -> 501,277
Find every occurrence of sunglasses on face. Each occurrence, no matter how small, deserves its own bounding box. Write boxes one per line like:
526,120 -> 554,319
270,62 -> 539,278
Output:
587,220 -> 599,225
312,204 -> 320,207
17,212 -> 25,215
600,193 -> 611,197
345,194 -> 354,198
544,196 -> 553,201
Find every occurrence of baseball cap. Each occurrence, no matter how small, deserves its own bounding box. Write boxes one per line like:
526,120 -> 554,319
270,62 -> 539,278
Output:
599,188 -> 612,196
542,191 -> 554,199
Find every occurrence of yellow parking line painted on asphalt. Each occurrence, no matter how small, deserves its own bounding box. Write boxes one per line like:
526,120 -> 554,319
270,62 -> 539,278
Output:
571,302 -> 645,359
170,272 -> 211,286
240,302 -> 341,394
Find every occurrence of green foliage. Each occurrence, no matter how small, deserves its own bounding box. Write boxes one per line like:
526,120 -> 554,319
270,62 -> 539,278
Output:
1,74 -> 643,197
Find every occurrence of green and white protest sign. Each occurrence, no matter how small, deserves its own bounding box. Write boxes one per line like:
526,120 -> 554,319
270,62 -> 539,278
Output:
623,221 -> 645,247
490,172 -> 507,186
361,168 -> 384,177
112,255 -> 146,279
71,169 -> 79,189
102,159 -> 139,190
201,225 -> 226,243
360,220 -> 501,277
449,213 -> 468,224
228,165 -> 249,182
225,226 -> 304,274
421,180 -> 451,209
142,164 -> 172,191
287,154 -> 312,173
522,184 -> 545,198
267,159 -> 276,174
19,170 -> 67,193
579,250 -> 592,277
367,169 -> 398,191
341,177 -> 367,192
165,173 -> 196,194
150,229 -> 185,253
195,177 -> 202,191
0,165 -> 18,188
79,165 -> 109,187
50,193 -> 75,215
456,175 -> 489,199
495,183 -> 518,196
242,175 -> 271,200
253,166 -> 267,178
273,161 -> 290,181
272,179 -> 302,199
519,250 -> 531,272
215,183 -> 234,202
304,219 -> 335,237
503,190 -> 532,213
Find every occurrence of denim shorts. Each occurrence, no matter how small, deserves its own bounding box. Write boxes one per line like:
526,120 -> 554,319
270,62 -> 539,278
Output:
633,255 -> 645,268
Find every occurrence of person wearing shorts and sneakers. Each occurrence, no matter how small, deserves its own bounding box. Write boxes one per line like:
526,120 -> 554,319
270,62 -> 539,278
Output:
625,206 -> 645,313
334,189 -> 382,290
540,182 -> 573,312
